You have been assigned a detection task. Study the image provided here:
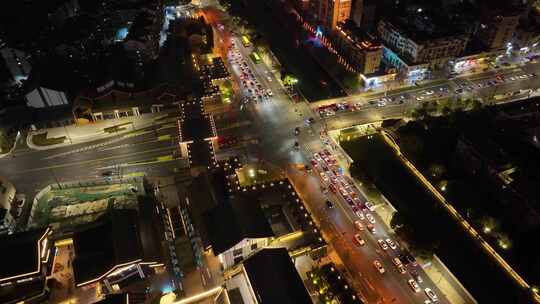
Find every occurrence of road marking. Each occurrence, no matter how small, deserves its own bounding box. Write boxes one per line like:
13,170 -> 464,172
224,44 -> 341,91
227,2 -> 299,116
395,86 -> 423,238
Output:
158,134 -> 172,141
21,146 -> 177,173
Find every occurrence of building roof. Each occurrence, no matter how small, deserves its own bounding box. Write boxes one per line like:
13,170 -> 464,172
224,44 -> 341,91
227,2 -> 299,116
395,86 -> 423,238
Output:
0,277 -> 46,304
203,195 -> 274,255
72,209 -> 144,286
337,20 -> 382,51
179,101 -> 215,142
93,293 -> 130,304
243,248 -> 312,304
0,228 -> 49,281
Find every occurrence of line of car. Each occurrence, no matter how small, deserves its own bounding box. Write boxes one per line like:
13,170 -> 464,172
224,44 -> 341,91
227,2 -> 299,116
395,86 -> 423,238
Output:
454,72 -> 538,94
312,149 -> 441,303
228,42 -> 273,103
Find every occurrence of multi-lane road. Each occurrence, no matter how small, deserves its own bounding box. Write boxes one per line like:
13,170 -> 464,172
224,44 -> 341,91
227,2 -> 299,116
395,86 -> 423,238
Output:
2,1 -> 540,302
212,14 -> 455,303
0,121 -> 188,228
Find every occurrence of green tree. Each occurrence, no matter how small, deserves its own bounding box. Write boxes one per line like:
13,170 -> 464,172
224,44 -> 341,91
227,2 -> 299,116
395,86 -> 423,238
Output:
342,72 -> 360,91
390,212 -> 405,230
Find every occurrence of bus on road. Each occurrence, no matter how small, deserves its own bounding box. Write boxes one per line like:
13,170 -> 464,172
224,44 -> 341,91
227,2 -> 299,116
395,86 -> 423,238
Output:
250,51 -> 261,64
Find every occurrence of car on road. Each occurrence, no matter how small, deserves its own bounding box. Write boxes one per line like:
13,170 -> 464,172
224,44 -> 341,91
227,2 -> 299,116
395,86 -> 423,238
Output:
392,257 -> 402,266
266,89 -> 273,96
326,200 -> 334,209
329,184 -> 337,193
454,88 -> 463,94
365,201 -> 375,211
320,172 -> 329,182
354,220 -> 364,231
366,213 -> 376,224
378,239 -> 389,250
416,96 -> 425,101
411,270 -> 424,283
354,234 -> 365,246
424,288 -> 438,302
354,209 -> 365,220
294,127 -> 300,136
386,238 -> 397,250
373,260 -> 385,274
310,159 -> 318,167
424,90 -> 434,95
314,153 -> 322,162
397,264 -> 407,274
345,196 -> 354,206
408,279 -> 421,292
367,224 -> 376,233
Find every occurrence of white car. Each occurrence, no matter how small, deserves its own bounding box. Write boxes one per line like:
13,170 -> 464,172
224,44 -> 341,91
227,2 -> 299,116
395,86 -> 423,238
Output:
424,288 -> 438,302
397,264 -> 407,274
355,210 -> 365,220
373,260 -> 385,274
386,238 -> 397,250
365,201 -> 375,211
266,89 -> 273,96
313,153 -> 322,162
378,239 -> 389,250
366,213 -> 376,224
408,279 -> 421,292
424,90 -> 434,95
354,234 -> 365,246
354,220 -> 364,231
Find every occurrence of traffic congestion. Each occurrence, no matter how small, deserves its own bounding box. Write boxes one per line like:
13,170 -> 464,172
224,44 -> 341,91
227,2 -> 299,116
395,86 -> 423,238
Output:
311,148 -> 443,303
227,40 -> 273,104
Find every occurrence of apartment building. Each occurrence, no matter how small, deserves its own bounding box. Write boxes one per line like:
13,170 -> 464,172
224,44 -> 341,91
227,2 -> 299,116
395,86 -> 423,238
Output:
377,19 -> 468,71
330,21 -> 383,74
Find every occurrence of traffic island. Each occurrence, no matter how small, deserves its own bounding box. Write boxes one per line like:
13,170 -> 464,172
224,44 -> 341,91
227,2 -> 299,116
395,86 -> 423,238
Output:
30,132 -> 66,146
29,177 -> 144,229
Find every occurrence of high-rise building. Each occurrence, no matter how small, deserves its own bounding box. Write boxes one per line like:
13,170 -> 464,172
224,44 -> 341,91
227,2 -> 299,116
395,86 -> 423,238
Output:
319,0 -> 352,29
351,0 -> 377,29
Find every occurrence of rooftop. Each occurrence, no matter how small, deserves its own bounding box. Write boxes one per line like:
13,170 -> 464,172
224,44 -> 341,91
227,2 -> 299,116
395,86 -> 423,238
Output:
72,209 -> 144,286
0,228 -> 49,281
337,20 -> 382,51
203,194 -> 274,255
381,10 -> 468,44
243,248 -> 312,304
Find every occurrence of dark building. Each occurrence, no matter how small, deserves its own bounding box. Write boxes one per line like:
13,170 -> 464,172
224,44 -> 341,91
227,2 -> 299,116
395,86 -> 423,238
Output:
225,248 -> 312,304
72,206 -> 164,294
0,228 -> 53,304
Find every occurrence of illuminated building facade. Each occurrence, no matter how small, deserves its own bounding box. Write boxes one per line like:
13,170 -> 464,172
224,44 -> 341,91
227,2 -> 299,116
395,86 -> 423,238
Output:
330,21 -> 383,74
377,19 -> 468,70
319,0 -> 352,29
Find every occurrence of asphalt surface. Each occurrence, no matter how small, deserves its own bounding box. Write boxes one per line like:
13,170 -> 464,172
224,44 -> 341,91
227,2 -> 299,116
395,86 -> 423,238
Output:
2,1 -> 539,302
217,17 -> 454,304
0,122 -> 188,228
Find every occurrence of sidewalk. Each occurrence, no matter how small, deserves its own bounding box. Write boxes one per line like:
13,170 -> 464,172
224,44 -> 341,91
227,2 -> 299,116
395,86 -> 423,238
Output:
26,111 -> 177,150
0,131 -> 22,158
